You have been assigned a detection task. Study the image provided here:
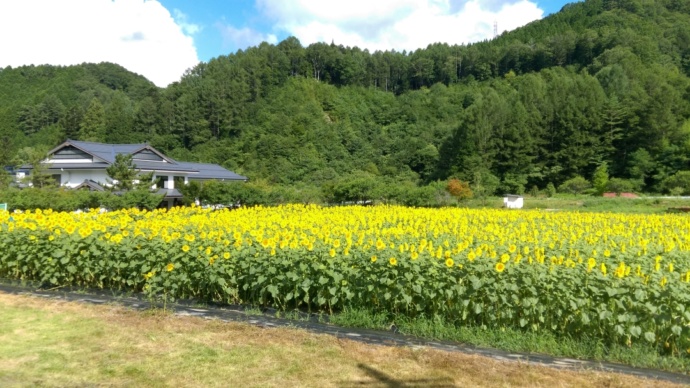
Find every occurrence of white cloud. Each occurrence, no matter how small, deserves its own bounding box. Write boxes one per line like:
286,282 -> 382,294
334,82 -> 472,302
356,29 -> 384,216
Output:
0,0 -> 200,87
173,9 -> 202,36
217,24 -> 278,51
257,0 -> 543,51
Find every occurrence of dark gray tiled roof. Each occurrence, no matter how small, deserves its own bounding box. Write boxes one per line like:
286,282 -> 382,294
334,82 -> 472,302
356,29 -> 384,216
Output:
134,161 -> 197,173
176,162 -> 247,180
155,188 -> 184,198
73,180 -> 106,192
44,140 -> 246,181
66,140 -> 151,164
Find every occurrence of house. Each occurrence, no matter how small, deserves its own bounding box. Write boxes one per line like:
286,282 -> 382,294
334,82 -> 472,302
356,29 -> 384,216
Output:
503,194 -> 524,209
3,166 -> 30,189
30,139 -> 247,207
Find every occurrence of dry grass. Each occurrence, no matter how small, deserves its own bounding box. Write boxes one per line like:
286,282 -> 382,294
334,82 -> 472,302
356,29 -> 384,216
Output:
0,293 -> 681,387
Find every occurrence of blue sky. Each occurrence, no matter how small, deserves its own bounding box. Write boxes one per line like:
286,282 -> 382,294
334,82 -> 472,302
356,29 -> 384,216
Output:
0,0 -> 579,86
162,0 -> 578,62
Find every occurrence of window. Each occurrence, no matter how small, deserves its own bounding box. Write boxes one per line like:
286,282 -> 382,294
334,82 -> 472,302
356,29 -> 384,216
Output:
155,176 -> 168,189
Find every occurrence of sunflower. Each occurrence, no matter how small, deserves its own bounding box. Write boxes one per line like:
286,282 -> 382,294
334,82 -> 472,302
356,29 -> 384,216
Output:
182,244 -> 190,252
376,239 -> 386,250
615,263 -> 626,278
445,258 -> 454,267
495,262 -> 505,273
166,263 -> 175,272
389,257 -> 397,266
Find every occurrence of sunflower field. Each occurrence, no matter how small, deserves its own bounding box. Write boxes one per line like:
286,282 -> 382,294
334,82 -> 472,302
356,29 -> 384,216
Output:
1,205 -> 689,355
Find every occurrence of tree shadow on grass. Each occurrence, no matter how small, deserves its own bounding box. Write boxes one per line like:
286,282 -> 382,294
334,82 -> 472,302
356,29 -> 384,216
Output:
339,363 -> 456,387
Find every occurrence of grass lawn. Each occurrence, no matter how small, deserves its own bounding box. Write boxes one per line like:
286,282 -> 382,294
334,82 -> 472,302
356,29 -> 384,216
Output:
460,196 -> 690,214
0,293 -> 683,387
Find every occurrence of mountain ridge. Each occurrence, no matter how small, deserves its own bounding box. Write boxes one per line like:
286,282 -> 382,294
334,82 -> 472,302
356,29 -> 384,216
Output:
2,0 -> 690,195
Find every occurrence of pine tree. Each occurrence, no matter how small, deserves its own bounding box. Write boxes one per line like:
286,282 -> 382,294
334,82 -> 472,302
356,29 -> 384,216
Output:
79,98 -> 106,142
106,154 -> 138,191
14,147 -> 55,188
592,162 -> 609,195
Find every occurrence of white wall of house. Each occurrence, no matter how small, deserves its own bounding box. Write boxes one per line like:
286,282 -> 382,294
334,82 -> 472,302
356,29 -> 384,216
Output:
58,170 -> 109,188
150,173 -> 192,189
51,170 -> 191,189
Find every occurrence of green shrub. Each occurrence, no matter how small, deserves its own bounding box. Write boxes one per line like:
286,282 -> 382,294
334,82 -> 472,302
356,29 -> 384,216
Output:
545,182 -> 557,197
323,172 -> 379,204
592,162 -> 609,195
0,187 -> 163,211
661,171 -> 690,195
559,176 -> 592,195
606,178 -> 639,194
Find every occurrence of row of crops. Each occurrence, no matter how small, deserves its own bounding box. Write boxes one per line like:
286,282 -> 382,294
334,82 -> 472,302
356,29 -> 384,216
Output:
0,205 -> 689,356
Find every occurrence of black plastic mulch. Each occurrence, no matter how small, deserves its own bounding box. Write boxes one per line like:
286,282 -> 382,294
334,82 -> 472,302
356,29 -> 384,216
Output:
0,281 -> 688,385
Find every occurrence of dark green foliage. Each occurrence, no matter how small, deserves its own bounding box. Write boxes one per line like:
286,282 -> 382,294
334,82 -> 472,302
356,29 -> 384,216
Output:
606,177 -> 640,194
177,181 -> 202,205
661,171 -> 690,195
2,1 -> 690,197
322,172 -> 378,203
0,187 -> 163,211
79,98 -> 106,142
0,169 -> 10,190
545,182 -> 557,197
180,180 -> 323,207
197,180 -> 269,207
0,188 -> 90,211
105,153 -> 139,191
593,162 -> 610,195
13,146 -> 56,188
471,170 -> 501,199
134,171 -> 155,191
559,176 -> 593,195
111,190 -> 165,210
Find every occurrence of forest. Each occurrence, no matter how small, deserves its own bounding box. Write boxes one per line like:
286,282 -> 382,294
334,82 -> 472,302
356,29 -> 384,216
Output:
2,0 -> 690,199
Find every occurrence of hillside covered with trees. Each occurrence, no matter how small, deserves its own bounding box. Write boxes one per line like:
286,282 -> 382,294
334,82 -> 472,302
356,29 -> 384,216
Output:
2,0 -> 690,199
